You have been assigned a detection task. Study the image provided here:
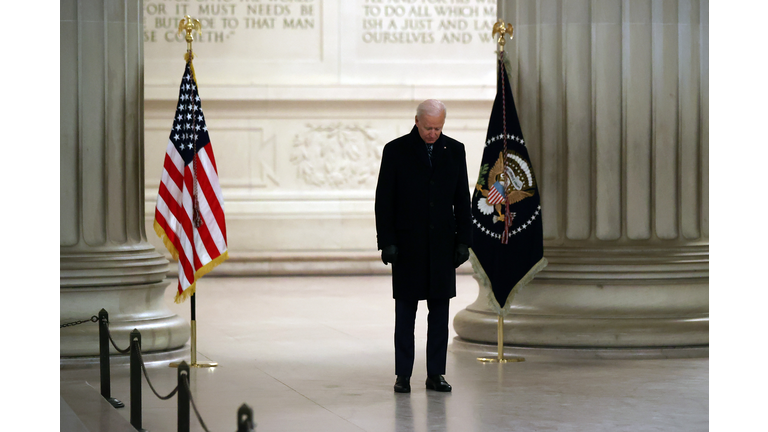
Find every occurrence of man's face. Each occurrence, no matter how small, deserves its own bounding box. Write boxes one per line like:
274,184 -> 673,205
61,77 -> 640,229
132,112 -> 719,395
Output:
415,113 -> 445,144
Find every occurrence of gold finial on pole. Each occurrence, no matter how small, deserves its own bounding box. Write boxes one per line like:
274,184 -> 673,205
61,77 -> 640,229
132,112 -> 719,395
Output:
178,15 -> 202,60
492,19 -> 513,52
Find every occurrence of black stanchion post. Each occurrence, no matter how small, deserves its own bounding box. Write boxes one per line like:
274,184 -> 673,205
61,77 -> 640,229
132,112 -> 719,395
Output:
130,329 -> 146,432
99,309 -> 110,399
98,309 -> 124,409
178,361 -> 190,432
236,403 -> 256,432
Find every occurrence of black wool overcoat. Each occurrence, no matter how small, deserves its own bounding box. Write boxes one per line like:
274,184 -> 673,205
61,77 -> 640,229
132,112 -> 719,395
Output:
375,126 -> 473,300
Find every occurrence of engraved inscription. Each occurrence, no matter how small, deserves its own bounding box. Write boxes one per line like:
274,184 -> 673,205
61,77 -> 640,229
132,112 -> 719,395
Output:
143,0 -> 320,60
142,1 -> 497,86
360,0 -> 496,45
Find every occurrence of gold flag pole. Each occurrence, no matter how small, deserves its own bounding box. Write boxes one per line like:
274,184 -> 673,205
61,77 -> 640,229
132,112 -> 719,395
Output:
170,15 -> 217,369
478,315 -> 524,363
477,20 -> 524,364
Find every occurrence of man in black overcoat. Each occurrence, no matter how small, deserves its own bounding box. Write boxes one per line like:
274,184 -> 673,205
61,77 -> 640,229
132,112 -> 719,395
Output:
375,99 -> 473,393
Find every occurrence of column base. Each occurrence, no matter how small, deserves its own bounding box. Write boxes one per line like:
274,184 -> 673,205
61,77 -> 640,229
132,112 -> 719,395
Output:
60,280 -> 190,357
455,245 -> 709,350
453,280 -> 709,349
450,338 -> 709,360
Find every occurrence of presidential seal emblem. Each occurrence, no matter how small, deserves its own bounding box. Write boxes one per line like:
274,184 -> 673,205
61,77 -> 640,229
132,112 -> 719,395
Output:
472,148 -> 541,241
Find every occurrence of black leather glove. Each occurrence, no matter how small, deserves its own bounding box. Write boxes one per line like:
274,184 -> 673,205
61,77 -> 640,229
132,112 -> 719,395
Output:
381,245 -> 398,265
454,244 -> 469,268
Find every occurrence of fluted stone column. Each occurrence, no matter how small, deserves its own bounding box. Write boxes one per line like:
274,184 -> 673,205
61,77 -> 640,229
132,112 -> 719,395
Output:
61,0 -> 188,362
454,0 -> 708,354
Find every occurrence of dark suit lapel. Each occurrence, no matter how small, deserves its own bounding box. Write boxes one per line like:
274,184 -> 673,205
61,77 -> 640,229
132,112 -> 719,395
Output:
430,135 -> 449,174
409,126 -> 432,168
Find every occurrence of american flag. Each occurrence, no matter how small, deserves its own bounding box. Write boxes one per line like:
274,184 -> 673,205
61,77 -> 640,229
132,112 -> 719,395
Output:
486,181 -> 507,205
153,63 -> 228,303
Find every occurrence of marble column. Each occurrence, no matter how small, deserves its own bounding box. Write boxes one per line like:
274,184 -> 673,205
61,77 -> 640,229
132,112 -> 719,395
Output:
60,0 -> 188,362
454,0 -> 708,352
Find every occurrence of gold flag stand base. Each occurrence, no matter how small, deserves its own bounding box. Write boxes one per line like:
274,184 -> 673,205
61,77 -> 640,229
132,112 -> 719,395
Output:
170,320 -> 218,368
477,315 -> 525,363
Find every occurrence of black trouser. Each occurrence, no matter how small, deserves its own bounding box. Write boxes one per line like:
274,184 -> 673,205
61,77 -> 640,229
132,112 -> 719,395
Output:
394,298 -> 450,377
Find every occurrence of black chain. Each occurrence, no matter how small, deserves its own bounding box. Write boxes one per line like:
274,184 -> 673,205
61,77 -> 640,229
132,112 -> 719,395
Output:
60,314 -> 213,432
137,346 -> 180,400
105,321 -> 131,354
60,316 -> 98,329
182,375 -> 212,432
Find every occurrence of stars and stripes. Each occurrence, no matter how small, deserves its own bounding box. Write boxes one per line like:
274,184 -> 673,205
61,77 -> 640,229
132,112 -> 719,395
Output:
486,181 -> 507,205
154,64 -> 228,303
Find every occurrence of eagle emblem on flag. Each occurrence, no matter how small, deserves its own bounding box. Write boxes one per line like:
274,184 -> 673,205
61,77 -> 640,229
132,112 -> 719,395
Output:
474,149 -> 535,226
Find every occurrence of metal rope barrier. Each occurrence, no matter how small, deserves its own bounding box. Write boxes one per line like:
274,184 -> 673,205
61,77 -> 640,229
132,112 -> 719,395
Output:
106,322 -> 132,354
60,315 -> 98,328
98,309 -> 125,409
182,376 -> 212,432
74,308 -> 256,431
137,346 -> 180,401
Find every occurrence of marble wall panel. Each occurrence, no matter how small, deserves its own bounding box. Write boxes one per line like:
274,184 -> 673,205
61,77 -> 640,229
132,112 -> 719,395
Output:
141,1 -> 500,272
143,0 -> 333,87
341,0 -> 499,86
144,100 -> 492,269
142,0 -> 501,94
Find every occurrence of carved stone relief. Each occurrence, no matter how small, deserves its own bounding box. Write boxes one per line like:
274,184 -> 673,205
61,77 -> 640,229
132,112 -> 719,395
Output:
290,123 -> 383,189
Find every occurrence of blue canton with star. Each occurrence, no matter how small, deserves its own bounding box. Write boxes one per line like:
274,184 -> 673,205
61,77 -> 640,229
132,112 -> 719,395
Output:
169,64 -> 210,166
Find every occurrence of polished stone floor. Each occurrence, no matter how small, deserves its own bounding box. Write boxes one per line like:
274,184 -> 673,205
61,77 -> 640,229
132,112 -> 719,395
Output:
60,275 -> 708,431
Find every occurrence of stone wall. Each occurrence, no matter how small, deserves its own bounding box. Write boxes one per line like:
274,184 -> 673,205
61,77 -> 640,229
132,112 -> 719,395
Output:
142,0 -> 501,274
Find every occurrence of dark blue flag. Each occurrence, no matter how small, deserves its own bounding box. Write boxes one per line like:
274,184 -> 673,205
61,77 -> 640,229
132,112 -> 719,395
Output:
469,52 -> 547,313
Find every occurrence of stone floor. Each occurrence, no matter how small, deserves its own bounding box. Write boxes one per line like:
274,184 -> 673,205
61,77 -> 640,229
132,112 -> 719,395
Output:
60,275 -> 708,431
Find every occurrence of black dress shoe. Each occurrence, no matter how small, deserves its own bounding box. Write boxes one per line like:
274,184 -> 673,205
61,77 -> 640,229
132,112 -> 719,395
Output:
425,375 -> 452,392
394,376 -> 411,393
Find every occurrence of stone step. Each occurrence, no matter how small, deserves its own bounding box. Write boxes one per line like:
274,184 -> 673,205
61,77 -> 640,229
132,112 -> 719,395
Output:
60,381 -> 135,432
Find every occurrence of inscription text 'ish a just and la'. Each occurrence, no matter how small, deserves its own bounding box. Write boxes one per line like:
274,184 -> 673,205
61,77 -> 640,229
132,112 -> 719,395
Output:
361,0 -> 496,44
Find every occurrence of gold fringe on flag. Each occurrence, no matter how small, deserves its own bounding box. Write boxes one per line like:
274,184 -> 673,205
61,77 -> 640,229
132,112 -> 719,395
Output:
155,219 -> 230,303
174,251 -> 230,304
154,220 -> 180,262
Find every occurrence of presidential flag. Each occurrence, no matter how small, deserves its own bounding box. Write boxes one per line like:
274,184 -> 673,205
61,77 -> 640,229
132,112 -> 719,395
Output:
469,52 -> 547,313
154,63 -> 228,303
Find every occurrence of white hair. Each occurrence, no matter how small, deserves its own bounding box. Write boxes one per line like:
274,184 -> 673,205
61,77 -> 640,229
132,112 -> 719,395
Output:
416,99 -> 446,119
